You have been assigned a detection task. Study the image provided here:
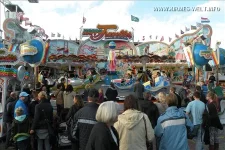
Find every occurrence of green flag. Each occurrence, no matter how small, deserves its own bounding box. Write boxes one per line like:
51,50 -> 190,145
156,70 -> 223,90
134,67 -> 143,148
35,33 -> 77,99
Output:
131,15 -> 139,22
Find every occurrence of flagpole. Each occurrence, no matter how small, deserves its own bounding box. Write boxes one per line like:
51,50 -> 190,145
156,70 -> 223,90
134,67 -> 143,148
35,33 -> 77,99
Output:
79,26 -> 83,44
131,27 -> 134,43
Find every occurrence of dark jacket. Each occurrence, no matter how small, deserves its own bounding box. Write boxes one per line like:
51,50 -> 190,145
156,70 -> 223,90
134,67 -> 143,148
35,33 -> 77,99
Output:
174,92 -> 182,108
208,102 -> 223,130
31,99 -> 53,130
83,89 -> 90,102
133,82 -> 145,99
3,97 -> 16,123
105,87 -> 118,101
85,122 -> 119,150
72,102 -> 99,150
28,100 -> 39,119
142,101 -> 160,128
178,88 -> 188,107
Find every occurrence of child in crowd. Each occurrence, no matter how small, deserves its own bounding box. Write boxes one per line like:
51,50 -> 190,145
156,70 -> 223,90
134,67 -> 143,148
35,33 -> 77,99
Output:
11,107 -> 31,150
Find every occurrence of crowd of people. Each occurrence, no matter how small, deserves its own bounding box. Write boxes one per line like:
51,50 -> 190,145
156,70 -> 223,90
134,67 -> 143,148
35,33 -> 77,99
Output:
2,72 -> 224,150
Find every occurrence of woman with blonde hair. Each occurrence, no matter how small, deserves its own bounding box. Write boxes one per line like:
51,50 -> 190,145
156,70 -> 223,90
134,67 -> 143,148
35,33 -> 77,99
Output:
206,91 -> 223,150
86,101 -> 119,150
155,92 -> 168,114
30,91 -> 53,150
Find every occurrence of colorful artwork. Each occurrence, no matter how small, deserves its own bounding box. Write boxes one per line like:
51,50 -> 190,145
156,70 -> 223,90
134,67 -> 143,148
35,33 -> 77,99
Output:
136,25 -> 213,63
78,39 -> 137,57
47,40 -> 79,63
82,24 -> 132,42
0,48 -> 20,66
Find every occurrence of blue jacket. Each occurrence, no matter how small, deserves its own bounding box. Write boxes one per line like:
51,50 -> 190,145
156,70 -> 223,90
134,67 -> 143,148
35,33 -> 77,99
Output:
14,100 -> 28,117
154,106 -> 193,150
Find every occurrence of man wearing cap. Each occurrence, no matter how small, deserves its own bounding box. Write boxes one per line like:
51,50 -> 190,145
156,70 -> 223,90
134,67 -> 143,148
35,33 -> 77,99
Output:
14,92 -> 29,117
71,88 -> 99,150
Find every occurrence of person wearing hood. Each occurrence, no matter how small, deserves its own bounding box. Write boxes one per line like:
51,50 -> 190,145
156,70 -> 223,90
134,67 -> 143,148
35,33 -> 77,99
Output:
14,92 -> 29,117
11,107 -> 31,150
114,94 -> 154,150
105,82 -> 118,101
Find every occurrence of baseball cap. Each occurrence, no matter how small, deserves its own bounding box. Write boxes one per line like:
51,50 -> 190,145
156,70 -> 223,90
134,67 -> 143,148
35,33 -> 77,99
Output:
19,92 -> 29,97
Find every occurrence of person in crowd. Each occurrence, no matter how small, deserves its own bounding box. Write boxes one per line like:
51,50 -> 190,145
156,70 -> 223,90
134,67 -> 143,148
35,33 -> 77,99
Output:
213,83 -> 224,102
60,78 -> 66,88
154,92 -> 168,115
114,94 -> 154,150
105,82 -> 118,101
3,92 -> 17,149
195,85 -> 207,104
178,84 -> 189,107
201,81 -> 208,97
155,93 -> 193,150
185,91 -> 205,150
83,84 -> 91,102
208,73 -> 216,92
30,91 -> 53,150
11,107 -> 31,150
28,91 -> 39,119
98,88 -> 104,103
74,70 -> 79,78
133,78 -> 145,109
72,88 -> 99,150
64,84 -> 76,109
170,87 -> 182,108
66,95 -> 84,150
55,83 -> 64,116
39,79 -> 56,97
86,101 -> 119,150
14,92 -> 29,117
141,92 -> 159,129
206,92 -> 223,150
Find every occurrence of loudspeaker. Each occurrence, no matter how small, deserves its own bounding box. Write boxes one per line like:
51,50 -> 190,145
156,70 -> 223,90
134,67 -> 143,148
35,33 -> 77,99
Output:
205,64 -> 212,71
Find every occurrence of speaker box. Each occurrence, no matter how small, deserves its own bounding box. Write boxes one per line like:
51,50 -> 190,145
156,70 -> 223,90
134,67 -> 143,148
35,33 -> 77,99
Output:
205,64 -> 212,71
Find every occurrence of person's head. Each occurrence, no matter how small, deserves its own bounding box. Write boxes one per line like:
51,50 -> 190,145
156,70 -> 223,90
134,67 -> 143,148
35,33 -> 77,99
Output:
66,84 -> 73,92
96,101 -> 119,125
38,91 -> 48,101
61,78 -> 65,83
183,84 -> 188,90
19,92 -> 29,101
170,87 -> 176,93
110,82 -> 115,88
157,92 -> 166,104
195,86 -> 201,92
15,107 -> 23,116
57,83 -> 62,90
74,95 -> 84,107
32,91 -> 39,101
211,73 -> 214,76
166,93 -> 178,107
10,92 -> 17,99
98,88 -> 103,94
206,91 -> 216,102
144,92 -> 151,100
157,72 -> 161,77
193,91 -> 201,100
42,85 -> 47,92
88,88 -> 99,102
124,94 -> 138,111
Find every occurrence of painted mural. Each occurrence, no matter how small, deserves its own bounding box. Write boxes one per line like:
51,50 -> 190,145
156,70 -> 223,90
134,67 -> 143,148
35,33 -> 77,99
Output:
78,39 -> 137,58
136,25 -> 212,62
47,40 -> 79,63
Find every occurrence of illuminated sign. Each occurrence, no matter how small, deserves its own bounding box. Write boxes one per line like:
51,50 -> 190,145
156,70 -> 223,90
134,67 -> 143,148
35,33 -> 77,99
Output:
20,42 -> 38,56
199,50 -> 212,59
82,24 -> 132,42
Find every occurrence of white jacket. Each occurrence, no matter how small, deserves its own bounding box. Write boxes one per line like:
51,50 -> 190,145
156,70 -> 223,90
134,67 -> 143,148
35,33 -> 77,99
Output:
114,109 -> 154,150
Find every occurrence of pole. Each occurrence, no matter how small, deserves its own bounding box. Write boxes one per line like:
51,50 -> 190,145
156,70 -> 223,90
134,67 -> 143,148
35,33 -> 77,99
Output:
131,27 -> 134,42
79,26 -> 83,44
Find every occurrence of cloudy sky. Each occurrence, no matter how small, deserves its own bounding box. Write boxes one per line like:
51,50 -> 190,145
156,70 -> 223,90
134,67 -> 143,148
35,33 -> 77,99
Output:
0,0 -> 225,48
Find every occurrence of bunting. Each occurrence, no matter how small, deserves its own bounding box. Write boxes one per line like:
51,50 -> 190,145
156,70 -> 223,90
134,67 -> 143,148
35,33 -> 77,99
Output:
175,34 -> 179,38
181,30 -> 184,34
196,22 -> 202,27
156,36 -> 158,39
149,35 -> 152,39
201,17 -> 210,23
51,33 -> 55,37
142,36 -> 145,41
57,33 -> 61,37
185,27 -> 190,32
83,16 -> 86,24
169,37 -> 172,42
191,25 -> 197,30
160,36 -> 164,42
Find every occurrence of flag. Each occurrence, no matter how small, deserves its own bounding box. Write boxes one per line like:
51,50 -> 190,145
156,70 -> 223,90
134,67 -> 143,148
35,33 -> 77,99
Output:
201,17 -> 210,23
185,27 -> 190,32
181,30 -> 184,34
149,35 -> 152,39
191,25 -> 197,30
169,37 -> 172,42
131,15 -> 139,22
57,33 -> 61,37
51,33 -> 55,37
156,36 -> 158,39
196,22 -> 202,27
175,34 -> 179,38
45,34 -> 49,39
142,36 -> 145,41
83,16 -> 86,24
160,36 -> 164,42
